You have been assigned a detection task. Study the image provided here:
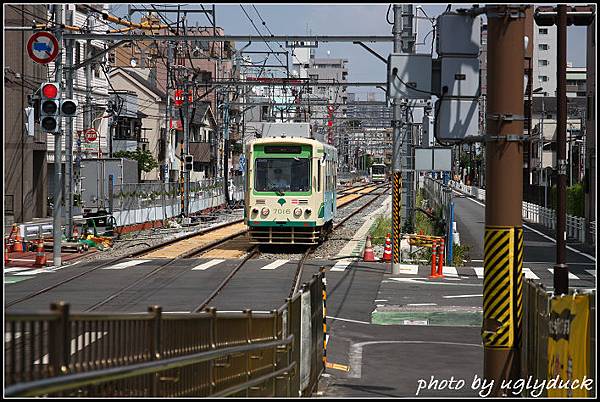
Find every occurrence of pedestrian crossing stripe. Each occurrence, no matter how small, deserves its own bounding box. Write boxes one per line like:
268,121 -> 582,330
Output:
260,259 -> 289,270
331,259 -> 353,272
102,260 -> 151,270
442,266 -> 458,277
546,268 -> 579,280
192,259 -> 225,270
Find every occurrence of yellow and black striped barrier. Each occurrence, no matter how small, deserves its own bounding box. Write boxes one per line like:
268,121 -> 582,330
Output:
392,172 -> 401,264
482,226 -> 523,349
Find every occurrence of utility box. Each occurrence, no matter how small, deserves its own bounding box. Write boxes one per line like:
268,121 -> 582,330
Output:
436,13 -> 481,56
387,53 -> 432,100
422,115 -> 435,147
414,147 -> 453,171
261,122 -> 311,138
80,158 -> 138,209
434,98 -> 480,142
440,57 -> 480,97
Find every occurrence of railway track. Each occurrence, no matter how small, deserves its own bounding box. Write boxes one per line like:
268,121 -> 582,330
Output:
6,183 -> 389,311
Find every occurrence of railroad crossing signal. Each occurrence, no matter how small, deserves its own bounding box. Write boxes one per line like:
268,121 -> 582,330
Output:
39,82 -> 60,133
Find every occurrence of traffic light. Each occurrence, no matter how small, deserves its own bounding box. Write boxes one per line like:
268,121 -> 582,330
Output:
60,98 -> 78,117
40,82 -> 60,132
185,155 -> 194,171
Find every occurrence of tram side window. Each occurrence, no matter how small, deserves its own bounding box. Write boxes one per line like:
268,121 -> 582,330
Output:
318,162 -> 321,192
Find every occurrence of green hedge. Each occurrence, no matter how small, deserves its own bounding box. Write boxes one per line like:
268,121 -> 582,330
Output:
549,183 -> 584,217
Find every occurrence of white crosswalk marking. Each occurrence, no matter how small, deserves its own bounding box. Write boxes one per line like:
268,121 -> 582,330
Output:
473,267 -> 484,279
4,267 -> 33,273
102,260 -> 151,270
13,268 -> 56,276
547,268 -> 579,280
192,259 -> 225,271
522,268 -> 539,280
35,331 -> 108,365
330,259 -> 353,272
585,270 -> 596,277
442,266 -> 458,277
260,259 -> 289,270
396,264 -> 419,275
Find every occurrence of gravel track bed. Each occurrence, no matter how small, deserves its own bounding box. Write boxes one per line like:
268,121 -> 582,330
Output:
258,189 -> 390,261
69,209 -> 244,265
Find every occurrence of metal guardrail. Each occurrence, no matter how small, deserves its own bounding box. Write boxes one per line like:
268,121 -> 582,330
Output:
5,272 -> 325,397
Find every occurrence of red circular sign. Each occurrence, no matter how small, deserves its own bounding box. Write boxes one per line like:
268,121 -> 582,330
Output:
84,128 -> 98,143
27,31 -> 60,64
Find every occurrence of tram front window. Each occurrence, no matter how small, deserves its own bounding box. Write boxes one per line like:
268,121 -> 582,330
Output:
255,158 -> 311,193
372,165 -> 385,175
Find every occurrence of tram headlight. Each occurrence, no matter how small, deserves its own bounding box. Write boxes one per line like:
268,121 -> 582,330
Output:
305,208 -> 312,215
252,207 -> 259,214
261,207 -> 270,216
293,207 -> 302,217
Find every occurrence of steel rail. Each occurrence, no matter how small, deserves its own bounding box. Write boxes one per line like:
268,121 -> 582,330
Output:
5,218 -> 243,309
191,247 -> 260,313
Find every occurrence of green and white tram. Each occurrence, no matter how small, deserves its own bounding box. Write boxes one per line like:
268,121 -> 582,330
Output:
245,137 -> 338,244
371,163 -> 387,183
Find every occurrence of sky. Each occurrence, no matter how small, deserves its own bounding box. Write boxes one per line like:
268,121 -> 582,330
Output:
113,3 -> 590,100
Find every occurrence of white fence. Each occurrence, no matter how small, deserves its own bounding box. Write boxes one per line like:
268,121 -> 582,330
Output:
448,180 -> 595,245
111,177 -> 244,228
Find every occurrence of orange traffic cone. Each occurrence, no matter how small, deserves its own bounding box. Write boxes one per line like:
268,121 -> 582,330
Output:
12,224 -> 23,252
34,240 -> 47,267
382,233 -> 392,262
4,239 -> 10,265
363,235 -> 375,262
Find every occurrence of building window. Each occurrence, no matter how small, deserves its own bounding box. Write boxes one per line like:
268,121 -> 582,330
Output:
539,28 -> 548,35
538,44 -> 549,50
538,59 -> 549,66
538,75 -> 549,82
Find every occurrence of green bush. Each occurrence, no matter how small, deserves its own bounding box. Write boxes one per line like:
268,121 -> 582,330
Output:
369,215 -> 392,245
549,184 -> 584,217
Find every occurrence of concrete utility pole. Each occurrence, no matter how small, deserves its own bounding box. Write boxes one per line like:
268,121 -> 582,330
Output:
400,6 -> 416,234
184,79 -> 191,218
52,4 -> 64,268
391,4 -> 402,274
64,7 -> 74,240
483,5 -> 525,395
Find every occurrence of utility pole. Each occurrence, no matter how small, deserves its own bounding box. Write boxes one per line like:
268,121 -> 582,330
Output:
533,5 -> 594,293
184,79 -> 191,219
65,7 -> 74,240
554,4 -> 569,295
483,5 -> 525,395
52,4 -> 64,268
391,4 -> 402,274
401,6 -> 416,234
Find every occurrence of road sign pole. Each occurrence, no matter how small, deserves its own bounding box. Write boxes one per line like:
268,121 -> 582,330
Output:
52,4 -> 63,268
64,8 -> 74,240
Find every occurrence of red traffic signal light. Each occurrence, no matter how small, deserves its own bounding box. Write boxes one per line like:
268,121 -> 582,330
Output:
42,83 -> 59,98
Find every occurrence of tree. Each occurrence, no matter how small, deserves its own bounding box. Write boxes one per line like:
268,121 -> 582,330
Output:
113,148 -> 159,181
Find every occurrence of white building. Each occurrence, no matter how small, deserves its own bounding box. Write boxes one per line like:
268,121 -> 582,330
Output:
533,24 -> 558,95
